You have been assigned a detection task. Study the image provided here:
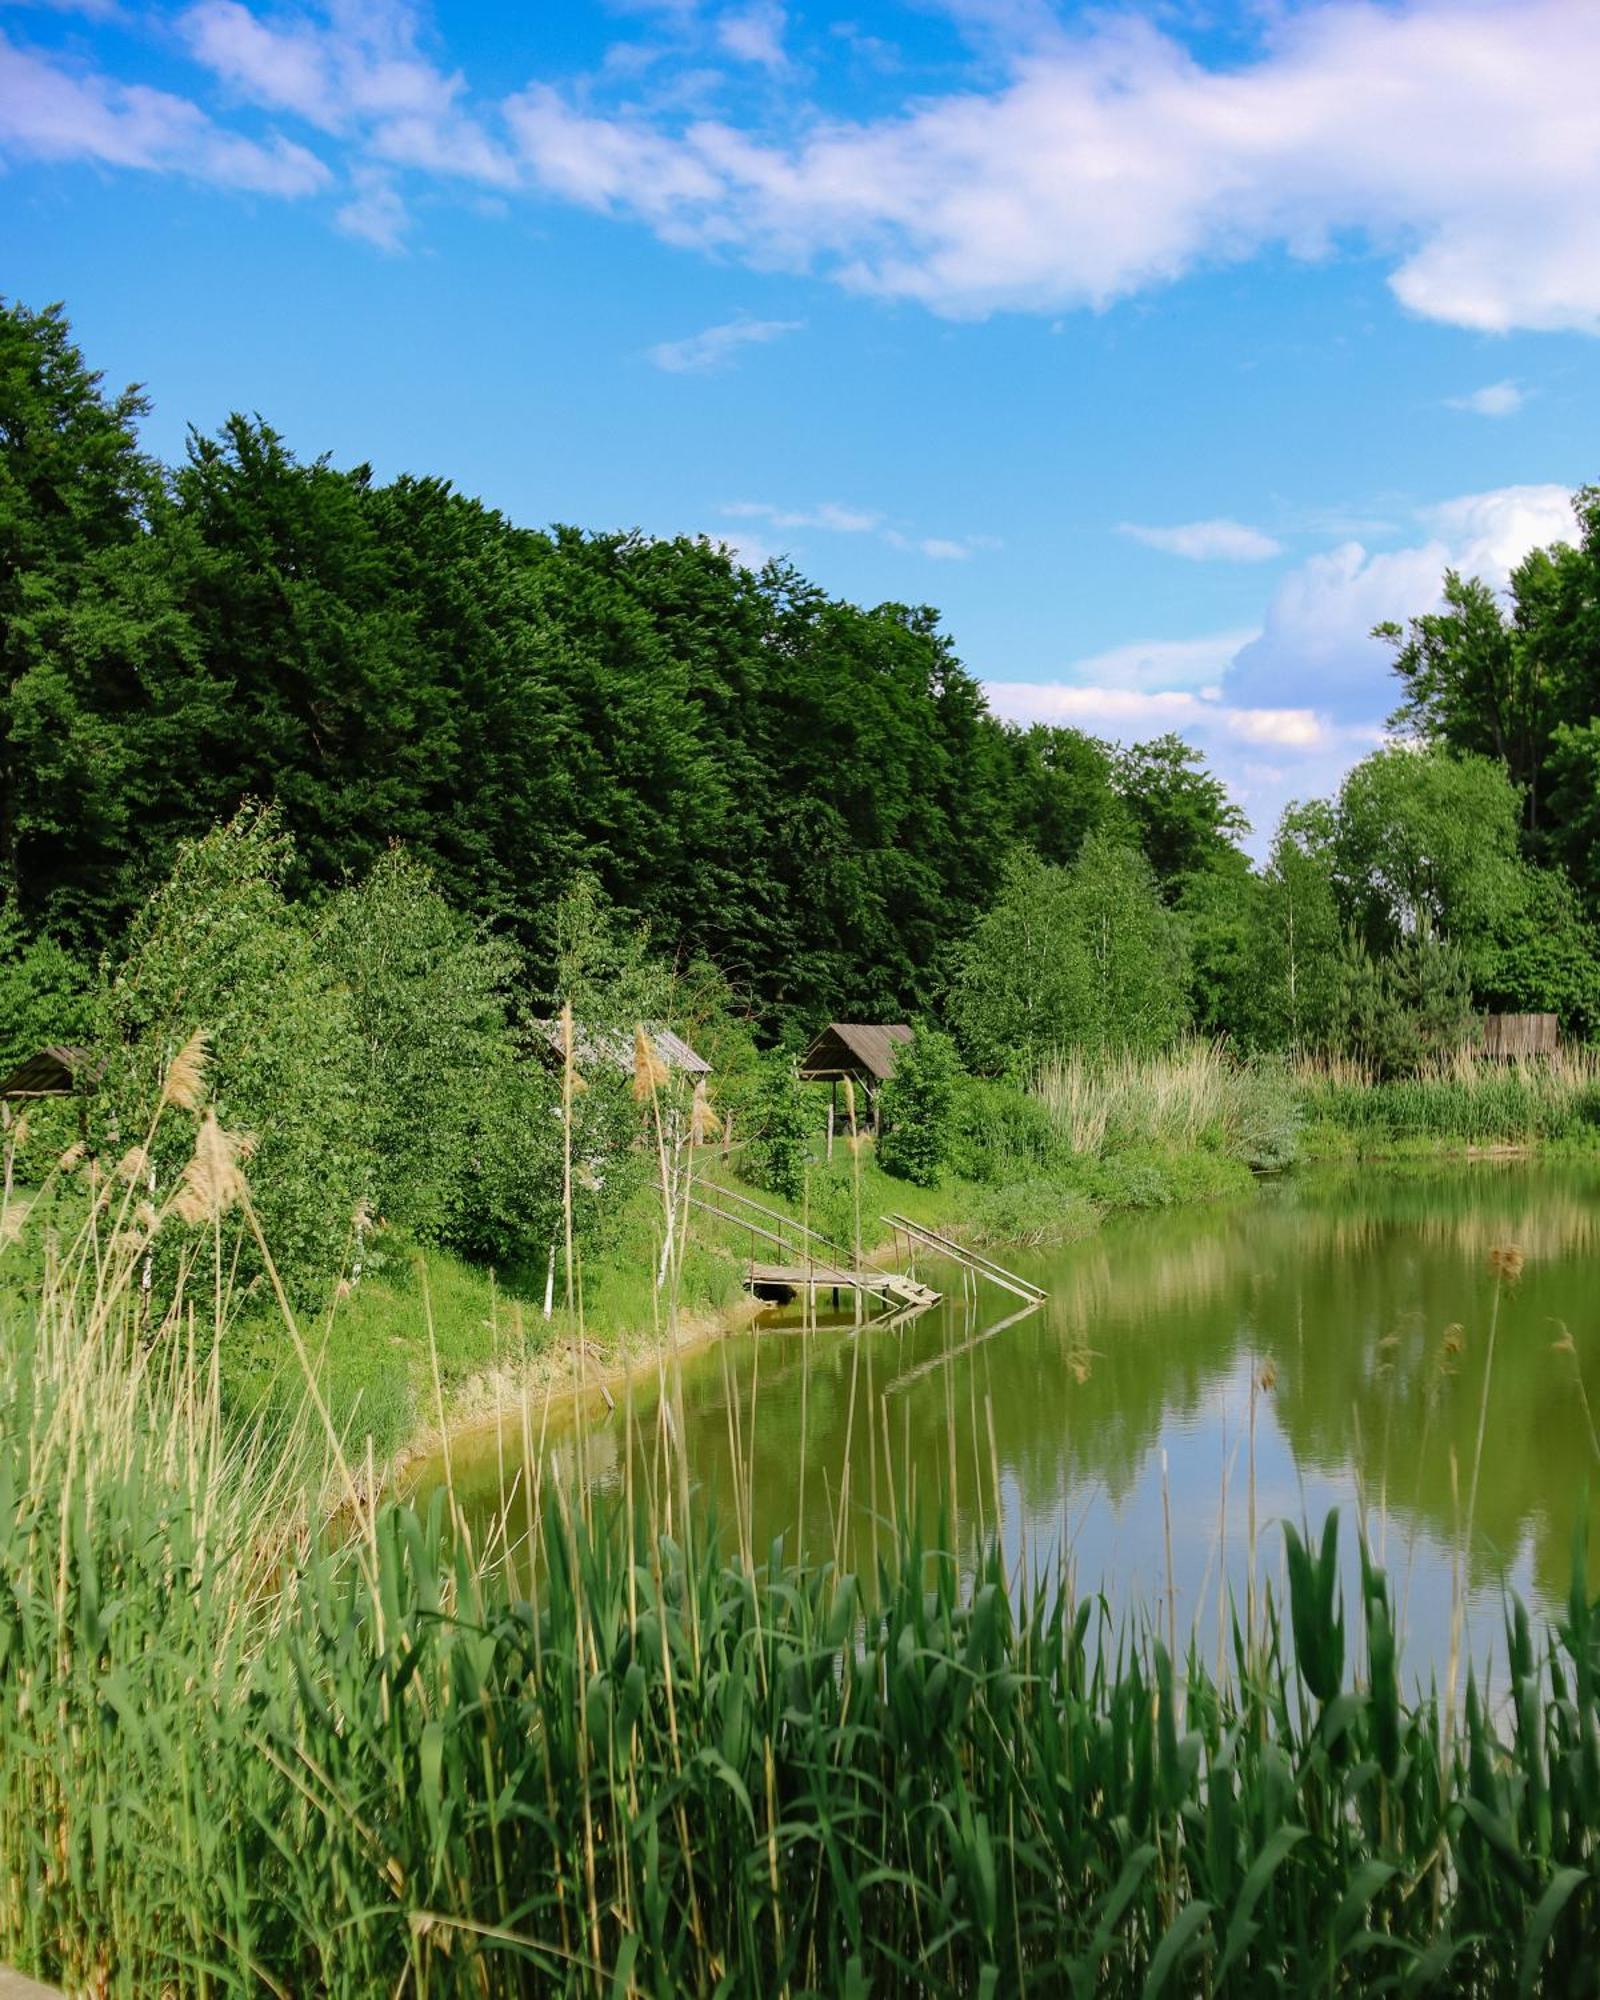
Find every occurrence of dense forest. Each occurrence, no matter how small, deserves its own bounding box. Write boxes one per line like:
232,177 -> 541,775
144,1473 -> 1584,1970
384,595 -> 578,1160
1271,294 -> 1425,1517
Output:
5,295 -> 1600,1095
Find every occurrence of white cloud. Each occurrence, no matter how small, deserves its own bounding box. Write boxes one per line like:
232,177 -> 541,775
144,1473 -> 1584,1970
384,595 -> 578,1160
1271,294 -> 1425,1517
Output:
717,1 -> 787,70
1228,482 -> 1576,719
647,315 -> 804,372
0,28 -> 329,193
724,501 -> 998,562
1120,518 -> 1282,562
180,0 -> 518,185
509,0 -> 1600,333
335,163 -> 408,248
1058,629 -> 1259,693
703,527 -> 780,571
1446,380 -> 1525,418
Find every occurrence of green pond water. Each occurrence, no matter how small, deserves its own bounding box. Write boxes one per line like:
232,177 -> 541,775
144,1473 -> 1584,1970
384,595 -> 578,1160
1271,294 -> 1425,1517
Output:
436,1160 -> 1600,1685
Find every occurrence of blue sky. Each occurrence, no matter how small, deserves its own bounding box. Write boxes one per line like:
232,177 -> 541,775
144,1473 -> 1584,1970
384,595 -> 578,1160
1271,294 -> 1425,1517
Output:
5,0 -> 1598,845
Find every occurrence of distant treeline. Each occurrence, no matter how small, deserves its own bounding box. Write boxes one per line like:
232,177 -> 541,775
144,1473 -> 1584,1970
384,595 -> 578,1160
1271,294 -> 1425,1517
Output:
5,298 -> 1600,1064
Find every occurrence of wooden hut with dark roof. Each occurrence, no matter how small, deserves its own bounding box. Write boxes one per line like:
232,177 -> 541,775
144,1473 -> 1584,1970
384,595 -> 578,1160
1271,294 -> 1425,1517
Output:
798,1022 -> 913,1132
0,1045 -> 101,1100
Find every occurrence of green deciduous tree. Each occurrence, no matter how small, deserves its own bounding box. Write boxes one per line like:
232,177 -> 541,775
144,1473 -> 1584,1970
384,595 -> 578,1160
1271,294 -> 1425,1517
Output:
321,847 -> 521,1243
1114,734 -> 1248,895
0,906 -> 92,1073
877,1028 -> 960,1187
1475,865 -> 1600,1039
947,850 -> 1090,1077
1254,803 -> 1345,1053
949,836 -> 1188,1074
1333,747 -> 1527,980
745,1054 -> 811,1201
92,804 -> 364,1305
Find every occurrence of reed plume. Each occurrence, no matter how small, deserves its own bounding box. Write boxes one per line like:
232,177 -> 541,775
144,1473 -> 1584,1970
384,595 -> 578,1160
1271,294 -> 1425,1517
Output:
161,1027 -> 210,1111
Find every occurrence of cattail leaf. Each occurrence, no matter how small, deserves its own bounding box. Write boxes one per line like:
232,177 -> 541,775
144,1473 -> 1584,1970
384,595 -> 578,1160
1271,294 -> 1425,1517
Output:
1517,1866 -> 1589,1998
1216,1824 -> 1306,1982
1142,1899 -> 1213,2000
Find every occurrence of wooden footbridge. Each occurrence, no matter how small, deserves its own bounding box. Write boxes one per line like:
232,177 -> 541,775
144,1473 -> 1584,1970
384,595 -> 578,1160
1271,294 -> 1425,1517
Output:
688,1183 -> 1043,1316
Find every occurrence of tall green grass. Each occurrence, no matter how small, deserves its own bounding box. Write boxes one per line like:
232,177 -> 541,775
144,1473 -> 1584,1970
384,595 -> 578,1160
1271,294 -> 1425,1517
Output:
4,1108 -> 1600,1993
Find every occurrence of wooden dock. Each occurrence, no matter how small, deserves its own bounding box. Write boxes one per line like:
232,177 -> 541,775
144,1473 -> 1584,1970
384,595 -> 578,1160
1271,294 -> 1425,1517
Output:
690,1185 -> 944,1313
748,1262 -> 941,1310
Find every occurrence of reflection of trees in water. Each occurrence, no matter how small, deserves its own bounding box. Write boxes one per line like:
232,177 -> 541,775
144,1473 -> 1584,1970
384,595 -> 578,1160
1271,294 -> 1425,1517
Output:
449,1164 -> 1600,1607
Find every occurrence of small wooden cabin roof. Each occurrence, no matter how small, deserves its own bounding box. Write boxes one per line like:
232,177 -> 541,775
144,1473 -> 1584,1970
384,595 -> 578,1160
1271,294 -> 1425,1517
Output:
0,1045 -> 101,1099
797,1023 -> 913,1084
533,1020 -> 712,1078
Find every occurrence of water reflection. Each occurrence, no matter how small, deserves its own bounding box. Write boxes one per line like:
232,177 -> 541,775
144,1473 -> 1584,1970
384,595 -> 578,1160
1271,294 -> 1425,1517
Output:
433,1161 -> 1600,1687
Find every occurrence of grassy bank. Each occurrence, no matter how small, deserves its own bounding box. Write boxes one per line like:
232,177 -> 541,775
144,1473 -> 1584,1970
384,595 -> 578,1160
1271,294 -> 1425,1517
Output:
4,1206 -> 1600,1998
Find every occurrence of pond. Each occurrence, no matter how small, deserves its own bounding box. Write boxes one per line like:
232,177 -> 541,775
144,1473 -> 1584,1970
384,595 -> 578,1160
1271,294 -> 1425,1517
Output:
435,1160 -> 1600,1688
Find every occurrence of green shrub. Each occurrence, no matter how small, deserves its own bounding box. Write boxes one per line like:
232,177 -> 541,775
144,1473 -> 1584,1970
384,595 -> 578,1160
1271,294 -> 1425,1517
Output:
962,1173 -> 1097,1247
451,1061 -> 642,1279
0,906 -> 92,1073
947,1075 -> 1064,1183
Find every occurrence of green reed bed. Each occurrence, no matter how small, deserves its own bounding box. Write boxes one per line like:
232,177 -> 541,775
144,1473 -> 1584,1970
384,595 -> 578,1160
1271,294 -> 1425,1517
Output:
5,1283 -> 1600,1997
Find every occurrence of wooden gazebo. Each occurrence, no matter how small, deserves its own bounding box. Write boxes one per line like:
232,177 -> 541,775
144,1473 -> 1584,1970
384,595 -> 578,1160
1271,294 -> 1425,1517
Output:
797,1023 -> 912,1134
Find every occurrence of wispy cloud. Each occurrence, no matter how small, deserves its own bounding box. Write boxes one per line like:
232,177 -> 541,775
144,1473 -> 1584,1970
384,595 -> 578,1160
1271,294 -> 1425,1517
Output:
14,0 -> 1600,340
647,315 -> 804,373
180,0 -> 518,184
724,501 -> 997,562
1119,519 -> 1282,562
716,1 -> 788,69
724,498 -> 880,531
1445,380 -> 1526,418
0,27 -> 329,193
335,163 -> 408,249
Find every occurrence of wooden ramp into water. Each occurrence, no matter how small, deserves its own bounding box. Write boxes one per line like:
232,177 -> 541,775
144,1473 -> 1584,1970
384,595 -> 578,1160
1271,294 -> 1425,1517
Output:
687,1183 -> 942,1311
882,1212 -> 1047,1304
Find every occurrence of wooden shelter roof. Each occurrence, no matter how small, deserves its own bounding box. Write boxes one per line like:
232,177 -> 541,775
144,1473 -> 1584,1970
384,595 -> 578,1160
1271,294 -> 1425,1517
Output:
797,1022 -> 913,1084
0,1045 -> 102,1099
532,1020 -> 712,1078
1483,1011 -> 1559,1058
